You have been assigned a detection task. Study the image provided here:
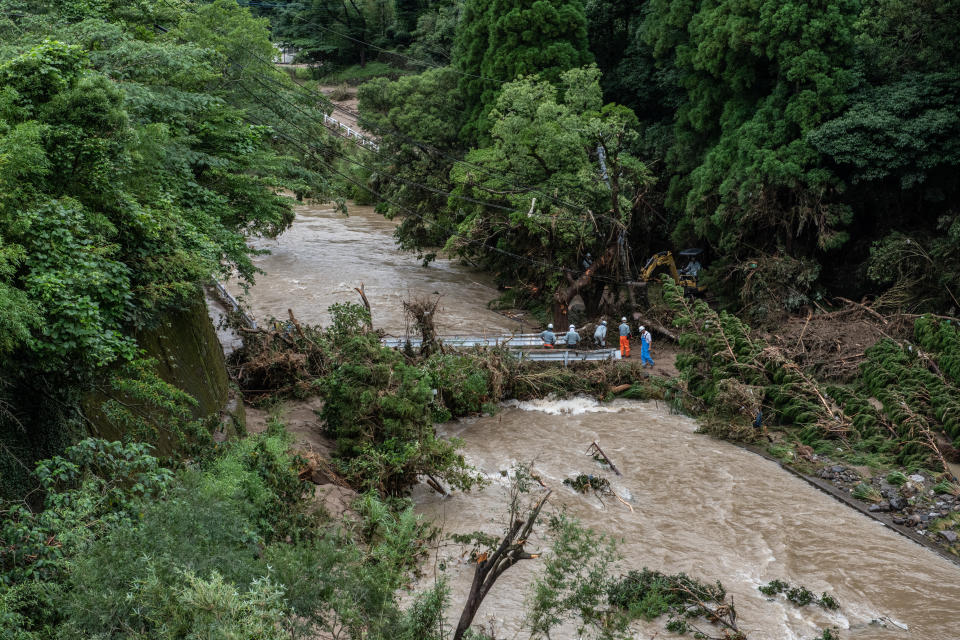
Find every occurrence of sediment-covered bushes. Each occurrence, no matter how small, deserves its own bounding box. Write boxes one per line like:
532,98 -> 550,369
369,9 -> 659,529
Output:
664,277 -> 960,471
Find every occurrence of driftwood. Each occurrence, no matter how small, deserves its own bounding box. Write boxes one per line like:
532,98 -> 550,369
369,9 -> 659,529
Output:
354,283 -> 373,329
425,473 -> 448,496
635,316 -> 679,343
586,441 -> 621,476
453,489 -> 552,640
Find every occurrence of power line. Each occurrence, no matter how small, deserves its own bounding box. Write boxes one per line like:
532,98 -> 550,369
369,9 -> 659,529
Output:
154,0 -> 640,286
233,0 -> 497,81
161,0 -> 632,226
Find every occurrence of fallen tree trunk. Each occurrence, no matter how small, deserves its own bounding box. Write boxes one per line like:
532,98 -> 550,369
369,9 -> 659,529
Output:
453,489 -> 552,640
553,243 -> 620,328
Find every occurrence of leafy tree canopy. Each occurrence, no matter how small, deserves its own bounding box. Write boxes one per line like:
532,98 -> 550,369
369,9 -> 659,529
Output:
448,67 -> 652,309
453,0 -> 593,143
0,0 -> 330,373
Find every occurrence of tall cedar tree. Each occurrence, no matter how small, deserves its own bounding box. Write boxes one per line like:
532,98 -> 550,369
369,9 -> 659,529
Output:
453,0 -> 593,143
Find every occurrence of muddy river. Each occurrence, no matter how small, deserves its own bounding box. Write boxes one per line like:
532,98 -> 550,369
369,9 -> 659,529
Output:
238,202 -> 960,639
225,202 -> 523,335
415,399 -> 960,639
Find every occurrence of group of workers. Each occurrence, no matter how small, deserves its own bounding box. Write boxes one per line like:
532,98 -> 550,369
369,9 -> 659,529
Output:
539,317 -> 654,367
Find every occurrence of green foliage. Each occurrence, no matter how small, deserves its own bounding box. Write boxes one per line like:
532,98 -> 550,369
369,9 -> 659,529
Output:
103,569 -> 291,640
99,357 -> 205,447
914,316 -> 960,384
932,480 -> 960,496
861,337 -> 960,464
423,352 -> 493,420
607,567 -> 733,636
562,474 -> 610,494
319,305 -> 482,495
0,0 -> 333,498
758,579 -> 840,610
358,67 -> 467,253
274,0 -> 399,71
885,471 -> 908,486
526,513 -> 629,639
645,0 -> 859,259
453,0 -> 593,142
852,482 -> 881,502
0,439 -> 172,585
318,61 -> 412,84
663,278 -> 960,471
447,67 -> 652,301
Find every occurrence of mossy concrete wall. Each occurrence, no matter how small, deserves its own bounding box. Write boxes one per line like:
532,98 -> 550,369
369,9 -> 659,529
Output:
84,293 -> 243,446
135,296 -> 230,421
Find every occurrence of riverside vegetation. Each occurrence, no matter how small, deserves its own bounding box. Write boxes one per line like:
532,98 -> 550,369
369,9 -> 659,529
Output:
3,0 -> 960,638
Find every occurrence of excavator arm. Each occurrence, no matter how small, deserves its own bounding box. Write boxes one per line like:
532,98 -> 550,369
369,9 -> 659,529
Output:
639,251 -> 680,283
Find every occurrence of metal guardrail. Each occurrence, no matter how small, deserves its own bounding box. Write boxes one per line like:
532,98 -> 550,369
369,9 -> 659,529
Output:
381,333 -> 544,349
516,349 -> 621,364
381,334 -> 621,365
322,113 -> 380,151
210,282 -> 257,329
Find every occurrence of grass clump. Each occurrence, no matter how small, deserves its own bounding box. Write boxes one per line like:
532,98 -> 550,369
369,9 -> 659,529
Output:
886,471 -> 909,485
852,482 -> 882,502
932,480 -> 960,496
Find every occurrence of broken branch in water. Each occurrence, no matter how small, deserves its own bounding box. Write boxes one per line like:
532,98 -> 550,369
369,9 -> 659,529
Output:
586,441 -> 622,476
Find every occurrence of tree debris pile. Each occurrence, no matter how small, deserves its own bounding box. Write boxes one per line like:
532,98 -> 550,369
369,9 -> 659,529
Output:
228,310 -> 331,402
563,474 -> 610,494
664,280 -> 960,471
764,302 -> 914,382
758,580 -> 839,611
607,568 -> 745,639
664,280 -> 852,443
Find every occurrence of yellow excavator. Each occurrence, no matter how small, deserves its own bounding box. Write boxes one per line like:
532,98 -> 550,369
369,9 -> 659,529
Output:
637,248 -> 706,296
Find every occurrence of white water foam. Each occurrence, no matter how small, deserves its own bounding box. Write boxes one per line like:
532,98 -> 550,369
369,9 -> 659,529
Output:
502,395 -> 642,415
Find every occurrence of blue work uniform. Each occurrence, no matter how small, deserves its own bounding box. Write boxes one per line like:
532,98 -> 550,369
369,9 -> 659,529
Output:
640,330 -> 654,367
565,330 -> 580,346
540,329 -> 556,346
593,324 -> 607,346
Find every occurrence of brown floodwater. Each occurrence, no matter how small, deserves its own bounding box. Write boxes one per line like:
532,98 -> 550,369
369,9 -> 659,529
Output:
224,201 -> 522,335
232,200 -> 960,639
414,398 -> 960,640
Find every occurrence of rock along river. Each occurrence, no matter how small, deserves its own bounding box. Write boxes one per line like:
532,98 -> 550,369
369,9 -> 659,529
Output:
237,202 -> 960,639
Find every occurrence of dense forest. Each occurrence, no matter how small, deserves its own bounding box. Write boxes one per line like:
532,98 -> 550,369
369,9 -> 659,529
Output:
2,0 -> 960,638
269,0 -> 960,322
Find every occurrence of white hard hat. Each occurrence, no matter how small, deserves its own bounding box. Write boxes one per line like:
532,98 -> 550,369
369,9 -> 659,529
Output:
638,325 -> 645,332
569,324 -> 575,329
621,317 -> 627,322
602,320 -> 607,325
547,323 -> 553,329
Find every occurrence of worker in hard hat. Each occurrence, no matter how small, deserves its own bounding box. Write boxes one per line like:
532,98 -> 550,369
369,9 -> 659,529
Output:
540,323 -> 556,348
618,317 -> 631,358
639,325 -> 654,368
565,324 -> 580,347
593,320 -> 608,347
